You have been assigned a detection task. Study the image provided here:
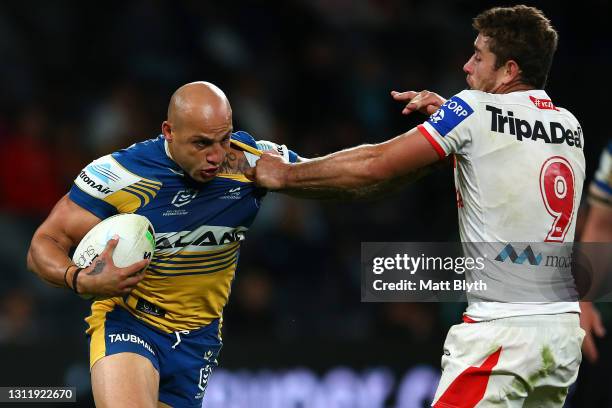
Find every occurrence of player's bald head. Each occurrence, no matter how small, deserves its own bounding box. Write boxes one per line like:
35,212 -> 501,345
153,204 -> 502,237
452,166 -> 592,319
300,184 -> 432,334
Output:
167,81 -> 232,130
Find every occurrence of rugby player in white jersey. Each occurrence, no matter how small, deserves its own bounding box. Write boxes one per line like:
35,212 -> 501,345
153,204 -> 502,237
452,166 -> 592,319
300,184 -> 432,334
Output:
249,5 -> 589,407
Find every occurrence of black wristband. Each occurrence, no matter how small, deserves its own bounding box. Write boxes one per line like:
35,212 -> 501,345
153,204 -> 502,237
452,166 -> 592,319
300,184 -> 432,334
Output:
71,267 -> 84,294
64,264 -> 76,289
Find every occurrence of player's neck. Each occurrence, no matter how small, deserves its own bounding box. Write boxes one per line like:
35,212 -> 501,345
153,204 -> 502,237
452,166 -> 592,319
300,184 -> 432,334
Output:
493,80 -> 535,94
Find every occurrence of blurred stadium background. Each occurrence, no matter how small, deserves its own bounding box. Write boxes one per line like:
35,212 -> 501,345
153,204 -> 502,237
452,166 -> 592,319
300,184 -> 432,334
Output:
0,0 -> 610,406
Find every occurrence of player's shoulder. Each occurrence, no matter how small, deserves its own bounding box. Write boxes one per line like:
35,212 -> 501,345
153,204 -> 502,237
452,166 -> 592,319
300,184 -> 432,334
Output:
111,135 -> 168,174
74,136 -> 164,200
231,130 -> 257,148
553,105 -> 581,125
230,130 -> 300,163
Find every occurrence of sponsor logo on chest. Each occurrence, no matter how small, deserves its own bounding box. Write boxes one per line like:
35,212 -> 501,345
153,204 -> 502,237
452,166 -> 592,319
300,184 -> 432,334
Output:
486,105 -> 582,148
156,226 -> 247,249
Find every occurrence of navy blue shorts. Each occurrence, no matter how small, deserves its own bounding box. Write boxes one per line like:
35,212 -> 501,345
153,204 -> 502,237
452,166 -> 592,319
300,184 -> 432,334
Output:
86,304 -> 222,407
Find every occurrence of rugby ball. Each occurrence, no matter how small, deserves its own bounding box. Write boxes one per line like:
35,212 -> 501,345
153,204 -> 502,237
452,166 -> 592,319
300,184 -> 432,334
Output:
72,213 -> 156,271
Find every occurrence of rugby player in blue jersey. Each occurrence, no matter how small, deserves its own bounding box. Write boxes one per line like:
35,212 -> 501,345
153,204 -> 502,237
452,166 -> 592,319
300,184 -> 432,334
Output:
27,82 -> 299,407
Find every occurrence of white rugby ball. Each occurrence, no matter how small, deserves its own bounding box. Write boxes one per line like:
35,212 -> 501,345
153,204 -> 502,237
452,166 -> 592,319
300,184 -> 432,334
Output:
72,213 -> 156,271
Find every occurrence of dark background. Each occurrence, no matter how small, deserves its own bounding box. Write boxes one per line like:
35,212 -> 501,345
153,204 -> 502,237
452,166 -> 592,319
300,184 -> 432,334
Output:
0,0 -> 610,406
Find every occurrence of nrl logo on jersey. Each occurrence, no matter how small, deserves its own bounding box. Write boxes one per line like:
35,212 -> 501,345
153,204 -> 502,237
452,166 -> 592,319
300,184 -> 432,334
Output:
172,189 -> 198,207
220,187 -> 241,200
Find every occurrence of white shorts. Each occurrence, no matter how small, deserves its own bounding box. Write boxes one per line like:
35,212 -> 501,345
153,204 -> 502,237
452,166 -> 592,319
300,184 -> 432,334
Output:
432,313 -> 585,408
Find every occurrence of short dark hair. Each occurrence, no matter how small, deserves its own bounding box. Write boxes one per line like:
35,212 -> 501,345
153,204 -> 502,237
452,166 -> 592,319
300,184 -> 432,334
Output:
473,5 -> 558,88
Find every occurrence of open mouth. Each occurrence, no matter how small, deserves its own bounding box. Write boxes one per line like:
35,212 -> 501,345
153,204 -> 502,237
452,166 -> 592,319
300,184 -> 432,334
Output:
200,167 -> 219,178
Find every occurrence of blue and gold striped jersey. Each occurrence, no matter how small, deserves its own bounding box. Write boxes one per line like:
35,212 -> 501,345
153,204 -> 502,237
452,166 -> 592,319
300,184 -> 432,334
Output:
70,132 -> 298,333
590,140 -> 612,208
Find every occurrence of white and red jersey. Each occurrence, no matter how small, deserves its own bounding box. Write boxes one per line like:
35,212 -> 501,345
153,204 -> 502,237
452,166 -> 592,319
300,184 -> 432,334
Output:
418,89 -> 585,320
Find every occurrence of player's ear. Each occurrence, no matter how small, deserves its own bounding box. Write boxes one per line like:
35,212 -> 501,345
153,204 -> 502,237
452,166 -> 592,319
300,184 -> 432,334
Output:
503,59 -> 521,84
162,121 -> 173,141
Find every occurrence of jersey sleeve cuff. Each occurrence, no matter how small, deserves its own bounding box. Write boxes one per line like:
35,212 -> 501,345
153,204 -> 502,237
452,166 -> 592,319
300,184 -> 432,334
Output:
69,186 -> 118,219
588,182 -> 612,208
417,124 -> 447,159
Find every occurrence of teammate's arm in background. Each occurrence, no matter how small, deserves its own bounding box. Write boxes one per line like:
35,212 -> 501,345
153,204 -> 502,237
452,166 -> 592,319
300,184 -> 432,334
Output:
27,195 -> 148,297
579,142 -> 612,363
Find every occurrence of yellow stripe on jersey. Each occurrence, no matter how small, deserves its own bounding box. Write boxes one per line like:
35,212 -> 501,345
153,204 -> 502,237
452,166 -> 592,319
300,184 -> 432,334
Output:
123,186 -> 148,205
230,139 -> 262,156
104,190 -> 142,213
121,260 -> 237,332
136,178 -> 163,189
155,242 -> 241,258
131,182 -> 159,198
216,173 -> 253,183
108,240 -> 243,332
148,257 -> 237,276
98,156 -> 162,212
150,250 -> 238,268
99,158 -> 161,212
85,300 -> 115,368
150,256 -> 236,268
123,185 -> 152,207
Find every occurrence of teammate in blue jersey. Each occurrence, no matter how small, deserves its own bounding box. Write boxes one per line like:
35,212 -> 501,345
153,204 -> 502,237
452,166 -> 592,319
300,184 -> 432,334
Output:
27,81 -> 300,407
579,141 -> 612,364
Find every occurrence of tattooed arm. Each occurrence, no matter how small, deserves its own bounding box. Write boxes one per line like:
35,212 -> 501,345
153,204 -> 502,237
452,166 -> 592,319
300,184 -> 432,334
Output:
27,195 -> 148,297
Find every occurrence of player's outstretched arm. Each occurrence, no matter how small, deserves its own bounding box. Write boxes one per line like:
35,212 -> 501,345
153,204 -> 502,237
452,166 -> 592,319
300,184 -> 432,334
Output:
247,127 -> 440,196
27,195 -> 148,297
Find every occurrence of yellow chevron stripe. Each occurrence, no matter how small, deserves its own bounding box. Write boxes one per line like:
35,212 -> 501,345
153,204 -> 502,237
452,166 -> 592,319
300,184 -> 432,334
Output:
150,255 -> 237,268
123,186 -> 150,206
132,182 -> 159,196
155,242 -> 240,258
216,174 -> 253,183
136,179 -> 162,189
230,139 -> 263,156
148,260 -> 236,274
104,190 -> 141,213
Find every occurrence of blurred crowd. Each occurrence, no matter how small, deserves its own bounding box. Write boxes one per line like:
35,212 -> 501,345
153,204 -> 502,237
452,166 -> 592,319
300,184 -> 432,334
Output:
0,0 -> 610,389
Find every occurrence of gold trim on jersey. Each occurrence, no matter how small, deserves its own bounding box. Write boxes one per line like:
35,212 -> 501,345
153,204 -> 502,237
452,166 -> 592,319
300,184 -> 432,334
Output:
216,173 -> 253,183
230,139 -> 262,156
149,245 -> 239,276
85,300 -> 115,368
100,160 -> 162,212
148,260 -> 237,276
104,190 -> 142,213
100,156 -> 162,213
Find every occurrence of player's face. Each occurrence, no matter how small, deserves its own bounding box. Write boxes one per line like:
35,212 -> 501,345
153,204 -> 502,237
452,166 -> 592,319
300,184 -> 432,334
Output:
463,35 -> 507,93
164,116 -> 232,183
